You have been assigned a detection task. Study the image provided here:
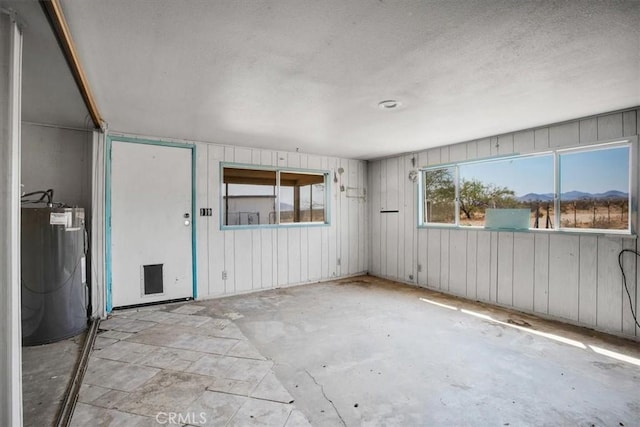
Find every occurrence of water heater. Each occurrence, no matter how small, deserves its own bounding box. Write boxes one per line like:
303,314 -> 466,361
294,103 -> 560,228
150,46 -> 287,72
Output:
21,207 -> 88,346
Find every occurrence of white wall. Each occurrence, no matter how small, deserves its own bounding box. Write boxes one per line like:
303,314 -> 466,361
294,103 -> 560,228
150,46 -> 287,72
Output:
196,144 -> 368,298
104,135 -> 368,303
369,108 -> 639,340
21,123 -> 92,213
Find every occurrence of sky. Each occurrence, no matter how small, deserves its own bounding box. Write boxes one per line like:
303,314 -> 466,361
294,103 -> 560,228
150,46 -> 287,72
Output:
458,146 -> 629,196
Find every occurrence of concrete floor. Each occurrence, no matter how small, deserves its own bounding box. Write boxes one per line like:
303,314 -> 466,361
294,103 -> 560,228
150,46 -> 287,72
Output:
74,275 -> 640,426
22,332 -> 85,426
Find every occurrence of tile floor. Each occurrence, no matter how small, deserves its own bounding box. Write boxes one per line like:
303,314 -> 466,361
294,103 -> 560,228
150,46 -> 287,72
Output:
73,304 -> 309,426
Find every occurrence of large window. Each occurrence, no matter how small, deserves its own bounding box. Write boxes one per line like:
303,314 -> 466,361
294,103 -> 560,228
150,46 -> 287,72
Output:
419,141 -> 634,234
222,166 -> 328,227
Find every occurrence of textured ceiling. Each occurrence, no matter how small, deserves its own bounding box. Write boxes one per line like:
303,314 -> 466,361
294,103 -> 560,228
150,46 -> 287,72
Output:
1,0 -> 89,128
54,1 -> 640,159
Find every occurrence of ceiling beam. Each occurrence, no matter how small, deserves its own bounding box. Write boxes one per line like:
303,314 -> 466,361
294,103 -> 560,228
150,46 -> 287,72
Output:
40,0 -> 103,129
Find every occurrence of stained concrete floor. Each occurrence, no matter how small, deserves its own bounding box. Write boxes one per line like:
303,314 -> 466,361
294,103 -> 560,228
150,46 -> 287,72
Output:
74,275 -> 640,426
22,331 -> 85,426
73,303 -> 308,426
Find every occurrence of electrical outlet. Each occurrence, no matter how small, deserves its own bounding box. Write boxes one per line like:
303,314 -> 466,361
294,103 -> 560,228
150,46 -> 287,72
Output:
222,271 -> 227,280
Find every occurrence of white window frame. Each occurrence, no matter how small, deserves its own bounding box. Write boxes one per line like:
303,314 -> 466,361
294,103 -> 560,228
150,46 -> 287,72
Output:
220,163 -> 330,229
418,137 -> 637,236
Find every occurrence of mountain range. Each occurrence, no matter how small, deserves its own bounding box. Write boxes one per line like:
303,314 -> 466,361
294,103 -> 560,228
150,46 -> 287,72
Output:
517,190 -> 628,202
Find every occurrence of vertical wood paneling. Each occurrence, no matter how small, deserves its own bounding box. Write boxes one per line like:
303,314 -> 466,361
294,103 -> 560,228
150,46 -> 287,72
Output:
208,152 -> 225,295
621,239 -> 637,336
358,162 -> 371,272
300,227 -> 309,283
417,151 -> 429,168
369,161 -> 381,276
417,229 -> 428,286
534,128 -> 549,151
513,130 -> 534,154
251,230 -> 262,289
353,159 -> 363,274
427,148 -> 441,166
549,122 -> 579,148
489,232 -> 498,302
490,137 -> 499,157
497,134 -> 514,155
365,108 -> 637,338
497,233 -> 514,306
426,229 -> 441,288
224,231 -> 235,293
277,228 -> 288,284
440,229 -> 450,290
466,230 -> 478,300
440,146 -> 450,164
339,159 -> 349,275
466,141 -> 478,159
449,143 -> 466,162
308,228 -> 322,281
224,146 -> 235,162
287,230 -> 301,284
287,152 -> 301,168
328,158 -> 339,277
476,138 -> 491,159
597,113 -> 623,140
533,234 -> 549,313
261,229 -> 274,288
234,231 -> 252,292
476,231 -> 492,302
622,110 -> 637,137
578,235 -> 598,325
386,213 -> 399,279
548,235 -> 580,321
579,118 -> 598,144
234,147 -> 252,164
405,156 -> 416,282
196,144 -> 209,297
512,233 -> 534,311
596,237 -> 623,332
448,230 -> 467,296
385,157 -> 399,210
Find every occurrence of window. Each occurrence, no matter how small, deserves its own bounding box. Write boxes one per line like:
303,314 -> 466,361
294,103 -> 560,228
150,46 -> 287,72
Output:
222,166 -> 328,227
559,146 -> 630,231
458,154 -> 554,227
423,167 -> 456,224
419,141 -> 634,234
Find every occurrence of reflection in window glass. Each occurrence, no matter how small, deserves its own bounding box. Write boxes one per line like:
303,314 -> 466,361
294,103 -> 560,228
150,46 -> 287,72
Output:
424,167 -> 456,224
280,172 -> 326,223
559,146 -> 629,230
223,169 -> 276,225
458,155 -> 554,227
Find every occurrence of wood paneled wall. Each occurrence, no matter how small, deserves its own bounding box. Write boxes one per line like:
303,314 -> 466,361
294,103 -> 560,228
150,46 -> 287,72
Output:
368,108 -> 639,339
196,144 -> 368,298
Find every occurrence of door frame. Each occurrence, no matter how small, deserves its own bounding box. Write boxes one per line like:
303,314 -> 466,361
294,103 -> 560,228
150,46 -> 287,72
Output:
105,135 -> 197,312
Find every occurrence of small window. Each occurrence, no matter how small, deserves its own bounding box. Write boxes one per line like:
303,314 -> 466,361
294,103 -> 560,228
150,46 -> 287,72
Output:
223,168 -> 276,225
222,166 -> 328,228
559,145 -> 630,231
280,172 -> 326,223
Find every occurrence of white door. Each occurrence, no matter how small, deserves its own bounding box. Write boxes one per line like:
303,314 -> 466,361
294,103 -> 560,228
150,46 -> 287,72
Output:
110,140 -> 193,308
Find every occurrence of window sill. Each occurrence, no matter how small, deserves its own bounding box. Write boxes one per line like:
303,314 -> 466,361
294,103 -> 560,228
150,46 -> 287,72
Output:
221,222 -> 330,231
417,224 -> 637,239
